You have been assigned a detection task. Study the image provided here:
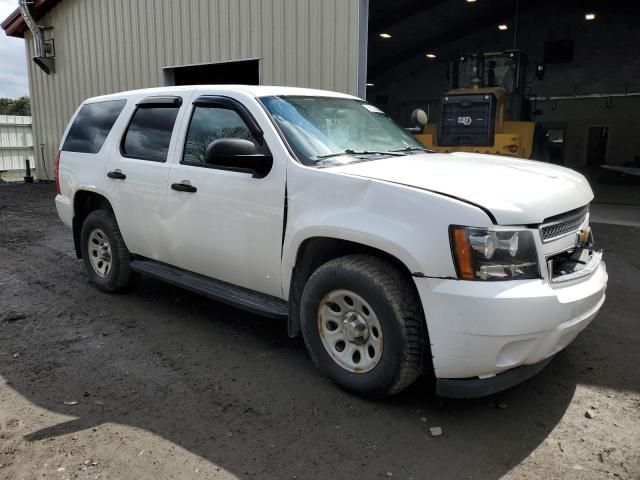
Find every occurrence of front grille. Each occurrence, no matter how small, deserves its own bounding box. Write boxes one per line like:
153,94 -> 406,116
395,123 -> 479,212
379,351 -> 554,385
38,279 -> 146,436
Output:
438,93 -> 496,147
539,206 -> 589,243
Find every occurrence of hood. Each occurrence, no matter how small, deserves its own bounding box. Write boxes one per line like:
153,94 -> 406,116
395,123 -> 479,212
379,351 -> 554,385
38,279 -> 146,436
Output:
327,152 -> 593,225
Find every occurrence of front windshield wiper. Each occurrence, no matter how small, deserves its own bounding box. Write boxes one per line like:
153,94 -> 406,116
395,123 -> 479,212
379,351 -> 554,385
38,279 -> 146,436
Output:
388,146 -> 434,153
316,149 -> 404,160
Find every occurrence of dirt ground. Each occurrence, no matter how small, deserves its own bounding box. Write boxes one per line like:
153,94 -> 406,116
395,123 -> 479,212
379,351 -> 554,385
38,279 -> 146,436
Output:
0,183 -> 638,480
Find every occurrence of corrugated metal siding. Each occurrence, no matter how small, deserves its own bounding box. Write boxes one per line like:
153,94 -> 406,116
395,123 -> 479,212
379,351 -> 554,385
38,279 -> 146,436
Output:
25,0 -> 364,179
0,115 -> 34,171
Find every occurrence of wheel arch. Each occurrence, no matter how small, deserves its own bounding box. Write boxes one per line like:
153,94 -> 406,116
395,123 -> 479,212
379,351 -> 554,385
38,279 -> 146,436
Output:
72,190 -> 114,259
285,234 -> 422,338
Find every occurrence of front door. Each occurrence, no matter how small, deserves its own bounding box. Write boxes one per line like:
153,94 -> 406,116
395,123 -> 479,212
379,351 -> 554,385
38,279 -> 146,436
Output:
165,95 -> 286,298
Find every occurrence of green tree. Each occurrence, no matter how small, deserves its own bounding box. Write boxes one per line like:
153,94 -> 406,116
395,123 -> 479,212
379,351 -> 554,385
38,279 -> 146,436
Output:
0,97 -> 31,116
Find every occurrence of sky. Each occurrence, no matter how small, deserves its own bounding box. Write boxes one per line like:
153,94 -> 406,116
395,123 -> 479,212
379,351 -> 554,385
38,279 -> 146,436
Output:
0,0 -> 28,98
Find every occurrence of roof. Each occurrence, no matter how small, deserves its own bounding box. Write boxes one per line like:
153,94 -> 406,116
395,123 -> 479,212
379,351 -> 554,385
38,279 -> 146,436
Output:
83,85 -> 360,104
1,0 -> 61,38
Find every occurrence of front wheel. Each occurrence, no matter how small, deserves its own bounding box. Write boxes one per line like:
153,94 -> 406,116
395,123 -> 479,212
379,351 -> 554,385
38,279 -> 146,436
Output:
300,255 -> 425,397
80,209 -> 131,292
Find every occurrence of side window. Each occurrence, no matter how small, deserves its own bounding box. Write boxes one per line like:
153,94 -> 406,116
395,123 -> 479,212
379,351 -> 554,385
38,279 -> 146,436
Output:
62,100 -> 126,154
183,106 -> 258,164
122,105 -> 180,162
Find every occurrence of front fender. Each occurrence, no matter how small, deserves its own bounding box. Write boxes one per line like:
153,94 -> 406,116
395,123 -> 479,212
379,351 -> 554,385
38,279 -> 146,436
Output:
282,225 -> 422,299
281,163 -> 494,298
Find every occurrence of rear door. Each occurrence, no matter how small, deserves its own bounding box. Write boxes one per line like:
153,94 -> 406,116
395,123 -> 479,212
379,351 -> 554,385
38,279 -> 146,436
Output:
58,99 -> 127,201
103,94 -> 189,261
164,94 -> 287,298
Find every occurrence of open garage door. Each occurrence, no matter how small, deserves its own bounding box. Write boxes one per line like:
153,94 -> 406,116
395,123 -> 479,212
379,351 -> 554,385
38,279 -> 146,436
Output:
164,59 -> 260,87
366,0 -> 640,173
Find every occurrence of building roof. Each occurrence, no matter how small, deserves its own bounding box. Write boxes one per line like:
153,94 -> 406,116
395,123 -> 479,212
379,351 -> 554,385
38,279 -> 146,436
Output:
1,0 -> 61,38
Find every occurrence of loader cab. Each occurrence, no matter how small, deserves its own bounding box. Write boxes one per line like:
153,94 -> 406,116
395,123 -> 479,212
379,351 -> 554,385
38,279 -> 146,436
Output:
451,51 -> 527,95
449,50 -> 529,121
415,50 -> 543,160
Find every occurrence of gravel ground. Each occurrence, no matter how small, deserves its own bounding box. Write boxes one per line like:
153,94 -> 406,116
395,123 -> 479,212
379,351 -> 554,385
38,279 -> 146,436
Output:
0,183 -> 639,480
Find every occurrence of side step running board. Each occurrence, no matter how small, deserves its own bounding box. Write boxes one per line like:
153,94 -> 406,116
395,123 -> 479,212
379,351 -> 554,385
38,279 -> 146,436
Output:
130,258 -> 288,319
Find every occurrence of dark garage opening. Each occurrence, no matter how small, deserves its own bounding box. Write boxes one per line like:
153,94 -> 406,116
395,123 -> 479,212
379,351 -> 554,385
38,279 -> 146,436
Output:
586,126 -> 609,167
164,59 -> 260,87
366,0 -> 640,174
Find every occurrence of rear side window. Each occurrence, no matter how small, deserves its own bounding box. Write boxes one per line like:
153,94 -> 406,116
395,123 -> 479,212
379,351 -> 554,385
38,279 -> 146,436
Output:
121,105 -> 180,162
62,100 -> 126,154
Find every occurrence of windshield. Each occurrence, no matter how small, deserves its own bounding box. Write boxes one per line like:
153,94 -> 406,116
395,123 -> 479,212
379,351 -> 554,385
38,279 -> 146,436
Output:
260,95 -> 426,166
484,56 -> 516,92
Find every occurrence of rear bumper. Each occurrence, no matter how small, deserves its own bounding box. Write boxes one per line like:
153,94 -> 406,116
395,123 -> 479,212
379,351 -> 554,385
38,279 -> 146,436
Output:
56,194 -> 73,228
55,194 -> 73,229
415,262 -> 607,391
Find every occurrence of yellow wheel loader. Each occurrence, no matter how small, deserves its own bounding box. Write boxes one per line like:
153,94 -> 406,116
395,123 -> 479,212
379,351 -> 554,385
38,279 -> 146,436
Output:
413,50 -> 549,161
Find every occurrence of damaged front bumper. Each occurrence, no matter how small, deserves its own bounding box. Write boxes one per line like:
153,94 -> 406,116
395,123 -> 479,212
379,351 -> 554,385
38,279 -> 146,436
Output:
435,357 -> 554,399
414,259 -> 607,398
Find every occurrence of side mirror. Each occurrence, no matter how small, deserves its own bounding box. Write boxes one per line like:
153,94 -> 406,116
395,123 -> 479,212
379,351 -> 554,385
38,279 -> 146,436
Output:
204,138 -> 273,178
406,109 -> 428,134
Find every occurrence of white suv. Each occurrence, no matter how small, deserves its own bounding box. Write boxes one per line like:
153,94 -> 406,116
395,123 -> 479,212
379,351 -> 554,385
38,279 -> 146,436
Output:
55,85 -> 607,398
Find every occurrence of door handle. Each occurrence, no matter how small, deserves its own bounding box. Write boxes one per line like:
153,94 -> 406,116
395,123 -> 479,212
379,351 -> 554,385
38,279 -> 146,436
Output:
107,170 -> 126,180
171,182 -> 197,193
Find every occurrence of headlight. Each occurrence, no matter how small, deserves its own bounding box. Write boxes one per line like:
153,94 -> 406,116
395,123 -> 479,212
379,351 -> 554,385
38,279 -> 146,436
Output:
450,226 -> 539,281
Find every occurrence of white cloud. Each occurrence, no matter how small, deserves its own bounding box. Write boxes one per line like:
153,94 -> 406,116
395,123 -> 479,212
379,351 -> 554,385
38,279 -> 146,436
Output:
0,0 -> 28,98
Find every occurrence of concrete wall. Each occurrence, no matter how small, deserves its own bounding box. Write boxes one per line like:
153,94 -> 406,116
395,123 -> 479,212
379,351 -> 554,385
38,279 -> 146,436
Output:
25,0 -> 366,180
0,115 -> 34,173
371,6 -> 640,168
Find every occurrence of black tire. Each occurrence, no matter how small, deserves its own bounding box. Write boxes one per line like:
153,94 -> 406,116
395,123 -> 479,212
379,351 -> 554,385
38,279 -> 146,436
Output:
80,209 -> 131,292
300,255 -> 424,397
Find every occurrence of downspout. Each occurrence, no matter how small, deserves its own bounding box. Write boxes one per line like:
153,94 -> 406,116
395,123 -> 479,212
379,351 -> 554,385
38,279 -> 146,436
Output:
18,0 -> 55,74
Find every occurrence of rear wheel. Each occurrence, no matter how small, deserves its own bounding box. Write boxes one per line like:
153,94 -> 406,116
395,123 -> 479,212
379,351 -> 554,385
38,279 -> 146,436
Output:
80,210 -> 131,292
300,255 -> 424,397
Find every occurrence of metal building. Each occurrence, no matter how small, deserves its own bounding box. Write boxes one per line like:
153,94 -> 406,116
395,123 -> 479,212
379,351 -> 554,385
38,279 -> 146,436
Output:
1,0 -> 369,180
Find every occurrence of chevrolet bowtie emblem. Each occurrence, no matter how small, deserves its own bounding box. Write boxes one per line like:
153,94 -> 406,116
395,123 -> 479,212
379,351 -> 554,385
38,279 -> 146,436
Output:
578,226 -> 591,245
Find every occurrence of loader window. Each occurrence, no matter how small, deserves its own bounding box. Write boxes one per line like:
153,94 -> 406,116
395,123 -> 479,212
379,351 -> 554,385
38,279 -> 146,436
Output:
456,56 -> 479,89
484,57 -> 516,92
454,54 -> 518,94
